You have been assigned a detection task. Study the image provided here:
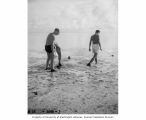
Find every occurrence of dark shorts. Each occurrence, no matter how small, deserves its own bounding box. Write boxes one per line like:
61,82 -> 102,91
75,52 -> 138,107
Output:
45,45 -> 52,53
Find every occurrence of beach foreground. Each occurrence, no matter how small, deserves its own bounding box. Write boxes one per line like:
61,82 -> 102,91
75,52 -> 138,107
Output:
28,49 -> 118,114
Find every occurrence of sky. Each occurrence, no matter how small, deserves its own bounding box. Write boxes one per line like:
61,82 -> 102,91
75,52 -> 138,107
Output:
28,0 -> 118,50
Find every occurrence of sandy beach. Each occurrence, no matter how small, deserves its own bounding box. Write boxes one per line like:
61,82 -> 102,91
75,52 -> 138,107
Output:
28,49 -> 118,114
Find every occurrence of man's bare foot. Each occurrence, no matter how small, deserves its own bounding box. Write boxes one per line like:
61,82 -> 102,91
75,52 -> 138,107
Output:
45,67 -> 51,70
87,63 -> 91,67
50,69 -> 56,72
58,63 -> 62,66
56,63 -> 62,69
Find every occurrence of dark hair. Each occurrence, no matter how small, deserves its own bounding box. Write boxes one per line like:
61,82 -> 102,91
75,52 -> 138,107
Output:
54,28 -> 59,32
95,30 -> 100,33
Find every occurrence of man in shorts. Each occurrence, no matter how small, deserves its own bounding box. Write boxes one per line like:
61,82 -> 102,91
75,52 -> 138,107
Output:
45,28 -> 60,72
87,30 -> 102,66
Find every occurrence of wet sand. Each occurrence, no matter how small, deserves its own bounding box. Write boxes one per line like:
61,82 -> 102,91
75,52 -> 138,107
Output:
28,49 -> 118,114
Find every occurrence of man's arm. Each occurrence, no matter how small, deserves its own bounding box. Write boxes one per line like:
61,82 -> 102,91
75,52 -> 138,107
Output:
89,37 -> 92,51
98,40 -> 102,51
45,34 -> 49,45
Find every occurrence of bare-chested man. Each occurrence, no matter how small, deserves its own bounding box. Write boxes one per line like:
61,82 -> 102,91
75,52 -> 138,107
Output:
87,30 -> 102,66
45,28 -> 60,72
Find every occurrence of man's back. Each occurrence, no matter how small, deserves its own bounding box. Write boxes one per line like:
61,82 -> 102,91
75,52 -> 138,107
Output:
46,33 -> 55,45
91,34 -> 99,44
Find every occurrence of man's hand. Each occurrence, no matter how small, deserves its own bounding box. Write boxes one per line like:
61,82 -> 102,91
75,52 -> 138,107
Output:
89,48 -> 91,52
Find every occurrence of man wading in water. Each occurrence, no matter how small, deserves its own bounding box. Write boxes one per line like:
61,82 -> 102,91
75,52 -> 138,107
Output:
87,30 -> 102,66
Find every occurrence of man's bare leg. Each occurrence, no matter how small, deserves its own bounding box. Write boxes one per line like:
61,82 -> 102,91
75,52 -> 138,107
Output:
87,53 -> 97,66
56,47 -> 61,64
50,52 -> 56,72
95,53 -> 98,64
50,53 -> 54,69
45,53 -> 50,70
56,46 -> 62,66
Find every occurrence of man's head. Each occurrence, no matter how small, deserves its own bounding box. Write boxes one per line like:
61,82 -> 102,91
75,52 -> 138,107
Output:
95,30 -> 100,35
54,28 -> 60,35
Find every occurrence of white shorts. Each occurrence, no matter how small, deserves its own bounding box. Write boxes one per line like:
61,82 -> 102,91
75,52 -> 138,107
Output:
92,44 -> 99,53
